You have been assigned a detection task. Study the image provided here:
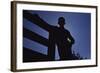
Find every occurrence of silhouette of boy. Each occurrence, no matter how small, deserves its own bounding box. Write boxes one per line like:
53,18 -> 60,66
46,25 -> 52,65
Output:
48,17 -> 75,60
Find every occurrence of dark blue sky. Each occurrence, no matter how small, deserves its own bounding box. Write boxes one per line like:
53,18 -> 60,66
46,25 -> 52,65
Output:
23,10 -> 91,60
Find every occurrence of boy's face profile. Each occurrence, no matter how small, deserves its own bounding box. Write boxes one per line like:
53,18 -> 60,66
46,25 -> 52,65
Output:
58,17 -> 65,26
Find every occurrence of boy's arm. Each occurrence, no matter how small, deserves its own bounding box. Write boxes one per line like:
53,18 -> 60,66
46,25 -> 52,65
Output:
67,31 -> 75,44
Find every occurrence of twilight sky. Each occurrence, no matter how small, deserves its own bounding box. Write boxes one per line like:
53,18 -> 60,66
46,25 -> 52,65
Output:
23,10 -> 91,60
